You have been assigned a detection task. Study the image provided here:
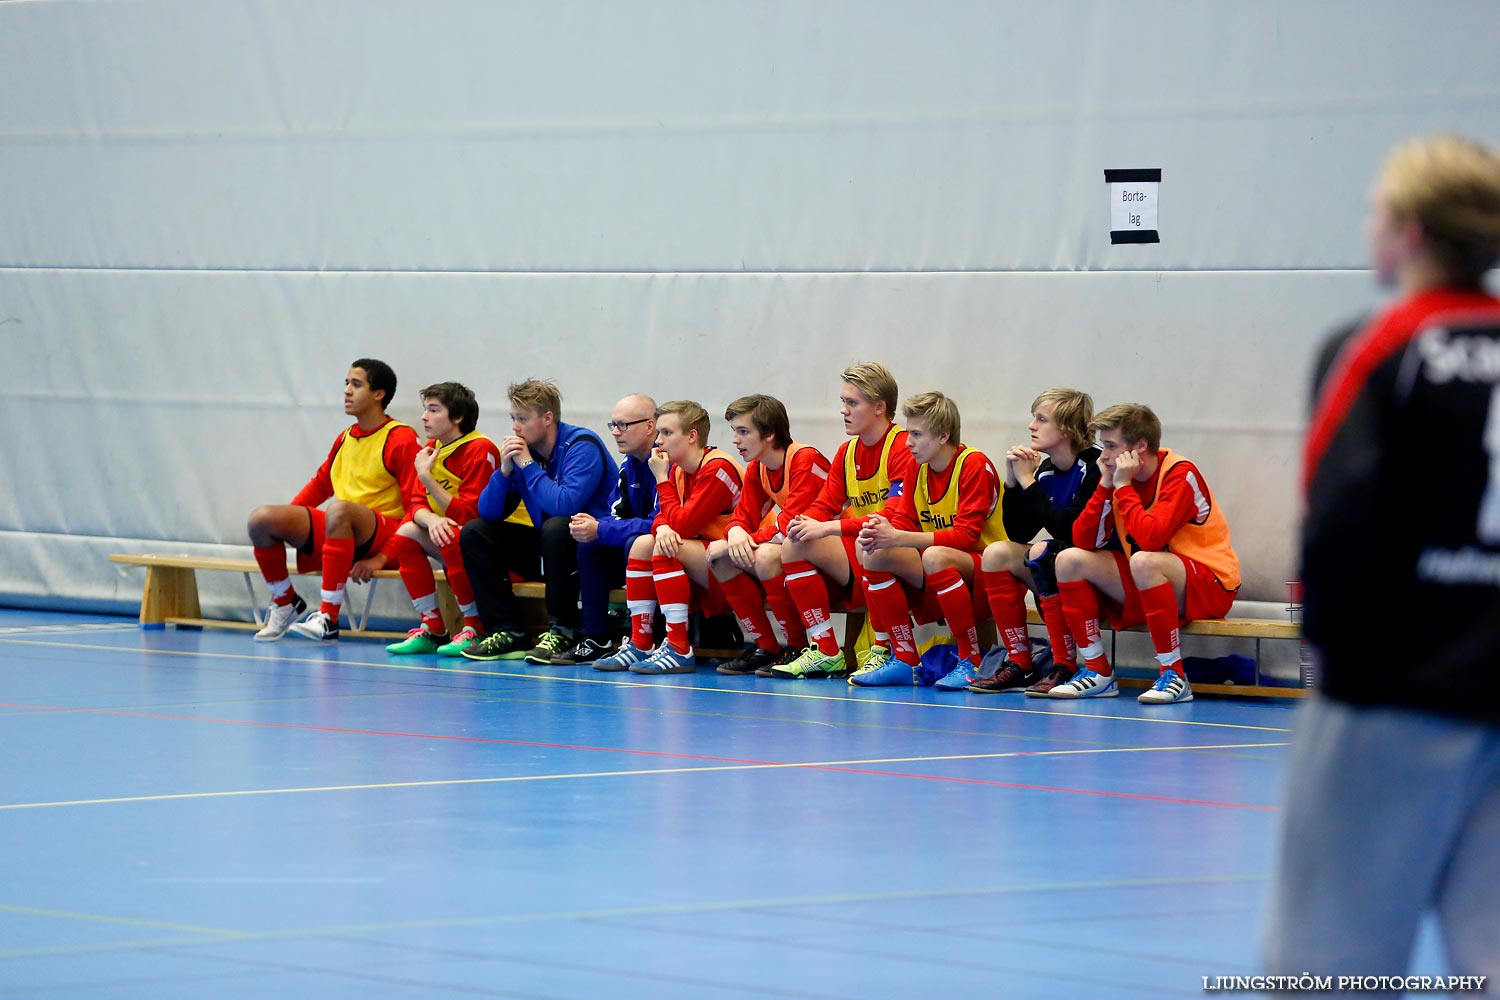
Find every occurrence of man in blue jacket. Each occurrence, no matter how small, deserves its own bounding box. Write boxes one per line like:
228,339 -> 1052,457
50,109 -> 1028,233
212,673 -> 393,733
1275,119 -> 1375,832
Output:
460,379 -> 613,662
550,393 -> 662,665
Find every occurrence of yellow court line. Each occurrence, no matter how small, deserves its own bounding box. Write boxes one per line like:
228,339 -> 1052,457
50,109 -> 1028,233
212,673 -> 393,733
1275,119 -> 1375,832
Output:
0,742 -> 1284,811
0,871 -> 1265,960
0,635 -> 1294,733
0,903 -> 238,937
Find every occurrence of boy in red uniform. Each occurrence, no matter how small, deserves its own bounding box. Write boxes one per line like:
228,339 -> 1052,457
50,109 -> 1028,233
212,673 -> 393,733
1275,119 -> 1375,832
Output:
247,358 -> 422,641
852,391 -> 1007,687
1050,404 -> 1240,704
591,400 -> 744,675
773,362 -> 918,680
384,382 -> 501,656
970,388 -> 1101,695
706,394 -> 832,676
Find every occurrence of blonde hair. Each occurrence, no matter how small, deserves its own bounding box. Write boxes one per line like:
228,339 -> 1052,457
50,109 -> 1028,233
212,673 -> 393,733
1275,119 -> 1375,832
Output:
841,361 -> 899,418
1030,388 -> 1095,449
901,391 -> 961,442
508,378 -> 562,421
1090,403 -> 1161,453
1378,134 -> 1500,283
656,399 -> 711,445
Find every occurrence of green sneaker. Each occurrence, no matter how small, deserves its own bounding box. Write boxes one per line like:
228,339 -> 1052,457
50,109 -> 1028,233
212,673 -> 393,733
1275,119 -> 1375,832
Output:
523,628 -> 573,665
770,645 -> 847,679
436,626 -> 479,657
386,624 -> 449,655
460,629 -> 529,661
848,644 -> 893,685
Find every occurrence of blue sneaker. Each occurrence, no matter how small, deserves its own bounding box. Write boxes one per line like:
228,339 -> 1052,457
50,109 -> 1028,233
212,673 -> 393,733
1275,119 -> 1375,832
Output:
935,657 -> 983,691
592,639 -> 653,672
1138,669 -> 1194,704
1048,666 -> 1119,699
849,650 -> 918,687
630,644 -> 697,674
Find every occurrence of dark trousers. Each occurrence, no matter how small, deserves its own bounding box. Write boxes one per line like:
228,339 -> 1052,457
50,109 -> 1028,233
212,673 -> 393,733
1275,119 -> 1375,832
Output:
459,516 -> 578,635
577,538 -> 627,637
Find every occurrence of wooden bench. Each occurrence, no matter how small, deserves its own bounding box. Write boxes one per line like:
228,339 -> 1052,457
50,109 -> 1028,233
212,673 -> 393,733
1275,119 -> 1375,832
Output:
1022,606 -> 1304,698
109,553 -> 629,641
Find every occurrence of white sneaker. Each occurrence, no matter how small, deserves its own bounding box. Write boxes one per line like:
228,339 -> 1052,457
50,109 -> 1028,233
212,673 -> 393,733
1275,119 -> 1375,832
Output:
1048,666 -> 1119,698
1138,670 -> 1194,704
253,596 -> 306,641
288,610 -> 339,641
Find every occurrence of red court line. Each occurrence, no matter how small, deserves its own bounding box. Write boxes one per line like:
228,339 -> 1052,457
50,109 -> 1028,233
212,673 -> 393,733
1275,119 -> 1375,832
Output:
0,701 -> 1277,811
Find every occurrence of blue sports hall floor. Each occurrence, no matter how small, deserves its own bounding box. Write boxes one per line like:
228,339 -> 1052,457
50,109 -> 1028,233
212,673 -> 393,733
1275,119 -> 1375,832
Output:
0,607 -> 1446,998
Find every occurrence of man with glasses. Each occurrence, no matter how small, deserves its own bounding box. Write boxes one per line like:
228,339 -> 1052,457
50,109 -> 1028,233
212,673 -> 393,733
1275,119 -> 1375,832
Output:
555,394 -> 662,665
459,378 -> 613,662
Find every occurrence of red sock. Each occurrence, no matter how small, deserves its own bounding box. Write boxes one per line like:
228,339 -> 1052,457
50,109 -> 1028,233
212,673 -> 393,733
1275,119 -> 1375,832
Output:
718,572 -> 779,652
626,557 -> 656,650
439,540 -> 482,631
783,560 -> 839,655
862,570 -> 918,665
1038,593 -> 1077,668
319,536 -> 356,619
390,535 -> 444,631
764,573 -> 807,648
929,567 -> 980,663
1139,581 -> 1185,676
253,545 -> 296,605
1059,578 -> 1110,675
983,569 -> 1033,670
652,555 -> 693,654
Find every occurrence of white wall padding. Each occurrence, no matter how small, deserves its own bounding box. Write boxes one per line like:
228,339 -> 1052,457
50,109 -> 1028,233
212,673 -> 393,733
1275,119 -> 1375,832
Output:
3,0 -> 1498,615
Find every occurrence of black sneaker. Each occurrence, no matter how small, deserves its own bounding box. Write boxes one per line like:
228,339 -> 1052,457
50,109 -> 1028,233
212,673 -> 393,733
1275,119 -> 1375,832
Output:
968,662 -> 1037,693
461,630 -> 529,661
524,628 -> 573,664
553,635 -> 616,665
1024,663 -> 1078,697
716,644 -> 782,676
757,646 -> 799,678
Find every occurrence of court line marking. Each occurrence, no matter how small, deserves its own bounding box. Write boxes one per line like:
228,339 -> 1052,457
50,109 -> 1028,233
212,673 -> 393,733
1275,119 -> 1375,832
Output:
0,635 -> 1294,733
0,872 -> 1265,961
0,903 -> 238,937
0,742 -> 1284,812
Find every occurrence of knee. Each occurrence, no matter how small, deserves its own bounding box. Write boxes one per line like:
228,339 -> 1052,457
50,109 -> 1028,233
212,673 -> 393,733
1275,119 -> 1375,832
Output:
247,505 -> 274,533
541,516 -> 573,551
705,540 -> 729,565
1129,551 -> 1170,587
753,546 -> 781,581
324,500 -> 354,532
627,534 -> 655,561
459,518 -> 485,555
920,547 -> 947,574
1054,547 -> 1085,581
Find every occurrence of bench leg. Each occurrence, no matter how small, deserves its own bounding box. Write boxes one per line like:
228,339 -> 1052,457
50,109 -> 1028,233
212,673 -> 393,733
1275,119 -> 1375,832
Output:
436,581 -> 462,636
139,566 -> 201,629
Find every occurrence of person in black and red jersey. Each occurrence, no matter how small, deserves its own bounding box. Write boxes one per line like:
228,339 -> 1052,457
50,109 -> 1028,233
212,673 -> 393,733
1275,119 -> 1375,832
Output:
1267,134 -> 1500,983
247,358 -> 422,642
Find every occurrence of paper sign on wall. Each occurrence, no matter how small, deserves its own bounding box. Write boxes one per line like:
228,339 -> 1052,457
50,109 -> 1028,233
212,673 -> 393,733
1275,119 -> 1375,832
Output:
1105,168 -> 1161,244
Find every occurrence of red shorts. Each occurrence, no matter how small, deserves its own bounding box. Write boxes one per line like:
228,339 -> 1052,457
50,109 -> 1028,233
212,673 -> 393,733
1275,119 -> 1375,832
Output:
913,551 -> 988,625
690,575 -> 734,617
1098,550 -> 1237,630
295,506 -> 402,574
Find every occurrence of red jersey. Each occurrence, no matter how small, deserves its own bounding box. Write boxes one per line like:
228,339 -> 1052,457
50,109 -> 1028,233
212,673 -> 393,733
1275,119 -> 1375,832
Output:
886,444 -> 1003,551
653,447 -> 745,541
291,417 -> 423,520
801,426 -> 918,536
727,442 -> 833,543
1072,449 -> 1240,589
402,432 -> 502,526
